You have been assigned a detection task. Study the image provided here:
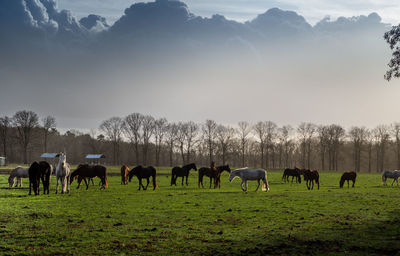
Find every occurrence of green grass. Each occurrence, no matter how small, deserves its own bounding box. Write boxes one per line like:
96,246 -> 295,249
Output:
0,170 -> 399,255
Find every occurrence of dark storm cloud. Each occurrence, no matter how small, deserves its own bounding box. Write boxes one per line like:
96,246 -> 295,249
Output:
0,0 -> 394,129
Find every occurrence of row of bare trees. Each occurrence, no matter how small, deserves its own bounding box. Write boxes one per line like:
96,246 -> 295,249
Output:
1,110 -> 400,172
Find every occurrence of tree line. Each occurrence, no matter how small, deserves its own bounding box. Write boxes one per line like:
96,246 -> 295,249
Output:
1,110 -> 400,173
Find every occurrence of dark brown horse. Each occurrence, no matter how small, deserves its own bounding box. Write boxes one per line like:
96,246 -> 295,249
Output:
340,171 -> 356,188
28,161 -> 51,195
70,164 -> 108,190
128,165 -> 158,190
198,164 -> 231,188
303,169 -> 320,190
170,163 -> 197,186
121,165 -> 130,185
282,167 -> 301,184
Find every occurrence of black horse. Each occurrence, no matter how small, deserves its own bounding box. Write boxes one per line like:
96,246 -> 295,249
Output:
28,161 -> 51,195
282,167 -> 301,184
170,163 -> 197,186
198,165 -> 231,188
128,165 -> 158,190
340,171 -> 357,188
303,169 -> 320,190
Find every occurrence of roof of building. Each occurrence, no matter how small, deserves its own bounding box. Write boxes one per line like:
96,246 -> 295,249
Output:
85,154 -> 106,159
40,153 -> 60,158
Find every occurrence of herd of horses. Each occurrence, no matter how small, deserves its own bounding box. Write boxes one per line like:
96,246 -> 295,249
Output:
6,153 -> 400,195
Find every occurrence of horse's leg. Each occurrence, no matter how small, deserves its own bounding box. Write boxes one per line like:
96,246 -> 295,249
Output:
392,178 -> 395,186
41,176 -> 45,194
55,177 -> 59,194
240,180 -> 245,191
84,178 -> 89,190
255,179 -> 260,192
181,176 -> 184,186
209,177 -> 213,189
29,179 -> 32,195
352,179 -> 355,188
186,175 -> 189,186
138,178 -> 142,190
245,180 -> 248,192
145,178 -> 150,190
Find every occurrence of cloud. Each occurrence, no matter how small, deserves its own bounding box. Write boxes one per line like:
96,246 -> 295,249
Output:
80,14 -> 109,32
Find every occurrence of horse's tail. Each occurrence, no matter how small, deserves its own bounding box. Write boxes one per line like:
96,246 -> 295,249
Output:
262,171 -> 269,192
339,175 -> 344,188
153,174 -> 158,190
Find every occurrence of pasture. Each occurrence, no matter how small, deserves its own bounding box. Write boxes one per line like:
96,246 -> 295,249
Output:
0,168 -> 399,255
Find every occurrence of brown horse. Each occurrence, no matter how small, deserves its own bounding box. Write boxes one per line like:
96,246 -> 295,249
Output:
198,164 -> 231,188
128,165 -> 158,190
28,161 -> 52,195
121,165 -> 130,185
282,167 -> 301,184
303,169 -> 320,190
70,164 -> 108,190
340,171 -> 356,188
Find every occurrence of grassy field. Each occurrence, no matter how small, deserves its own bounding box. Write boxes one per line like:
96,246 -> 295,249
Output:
0,168 -> 399,255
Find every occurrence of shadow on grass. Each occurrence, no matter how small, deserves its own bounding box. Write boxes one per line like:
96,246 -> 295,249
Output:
207,211 -> 400,256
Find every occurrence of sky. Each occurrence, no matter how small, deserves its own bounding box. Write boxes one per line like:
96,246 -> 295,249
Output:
1,0 -> 400,131
57,0 -> 400,25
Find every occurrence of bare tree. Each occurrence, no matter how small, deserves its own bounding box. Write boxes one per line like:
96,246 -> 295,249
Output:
13,110 -> 39,164
154,118 -> 168,166
317,125 -> 329,170
0,116 -> 11,160
373,125 -> 390,172
349,126 -> 367,172
216,125 -> 235,165
203,120 -> 217,164
253,122 -> 267,168
42,115 -> 56,153
166,123 -> 178,167
124,113 -> 143,165
184,121 -> 199,163
365,130 -> 374,173
278,125 -> 293,168
297,122 -> 316,169
100,117 -> 124,165
238,121 -> 251,167
141,115 -> 155,165
326,124 -> 345,171
176,122 -> 188,164
391,123 -> 400,169
265,121 -> 277,169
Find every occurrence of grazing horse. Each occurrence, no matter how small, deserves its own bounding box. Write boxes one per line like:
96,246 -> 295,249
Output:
8,166 -> 29,188
229,168 -> 269,192
214,165 -> 232,188
282,167 -> 301,184
55,153 -> 71,194
128,165 -> 158,191
170,163 -> 197,186
303,169 -> 320,190
70,164 -> 108,190
340,171 -> 357,188
121,165 -> 130,185
382,170 -> 400,186
198,163 -> 230,188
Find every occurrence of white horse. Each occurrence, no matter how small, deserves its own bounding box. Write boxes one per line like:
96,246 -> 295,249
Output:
382,170 -> 400,186
8,166 -> 29,188
55,153 -> 71,194
229,168 -> 269,192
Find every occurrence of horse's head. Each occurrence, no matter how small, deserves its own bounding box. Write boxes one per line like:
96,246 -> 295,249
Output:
229,170 -> 238,182
225,165 -> 231,173
8,176 -> 14,188
128,165 -> 142,182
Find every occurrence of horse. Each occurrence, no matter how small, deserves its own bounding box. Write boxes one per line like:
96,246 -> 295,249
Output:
340,171 -> 357,188
170,163 -> 197,186
228,168 -> 269,192
8,166 -> 29,188
198,164 -> 231,188
128,165 -> 157,190
39,161 -> 52,194
282,167 -> 301,184
303,169 -> 320,190
70,164 -> 108,190
214,165 -> 232,188
121,165 -> 130,185
28,162 -> 41,195
55,153 -> 71,194
382,170 -> 400,186
28,161 -> 52,195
